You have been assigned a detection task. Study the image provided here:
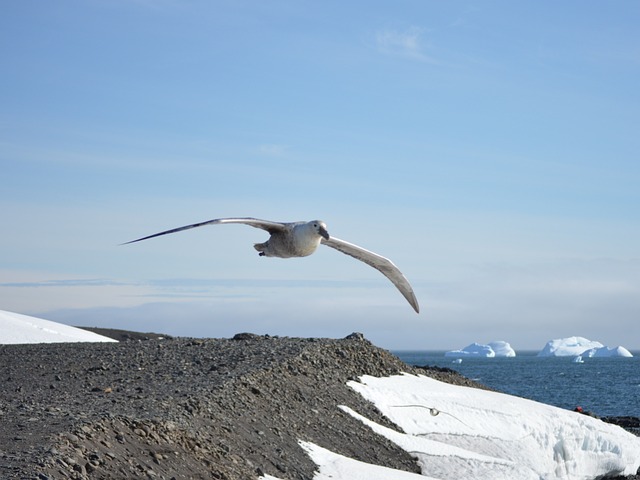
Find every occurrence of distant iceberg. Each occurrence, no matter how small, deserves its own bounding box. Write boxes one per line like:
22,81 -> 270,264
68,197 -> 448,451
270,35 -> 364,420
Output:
537,337 -> 602,357
588,345 -> 633,358
445,341 -> 516,358
537,336 -> 633,357
487,341 -> 516,357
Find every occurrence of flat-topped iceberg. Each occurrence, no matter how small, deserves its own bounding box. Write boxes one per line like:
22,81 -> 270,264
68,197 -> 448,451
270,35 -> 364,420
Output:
445,341 -> 515,358
537,336 -> 632,357
537,337 -> 602,357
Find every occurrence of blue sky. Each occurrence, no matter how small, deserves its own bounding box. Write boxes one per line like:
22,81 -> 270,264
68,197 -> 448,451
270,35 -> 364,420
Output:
2,1 -> 639,350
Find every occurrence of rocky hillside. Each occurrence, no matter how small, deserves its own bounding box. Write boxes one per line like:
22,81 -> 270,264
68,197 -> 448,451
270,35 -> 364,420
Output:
0,332 -> 636,480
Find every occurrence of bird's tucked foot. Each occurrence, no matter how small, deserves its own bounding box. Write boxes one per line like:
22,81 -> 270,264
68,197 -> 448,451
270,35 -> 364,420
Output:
254,242 -> 268,256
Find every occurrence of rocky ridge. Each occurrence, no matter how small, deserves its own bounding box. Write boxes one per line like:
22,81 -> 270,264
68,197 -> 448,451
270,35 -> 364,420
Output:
0,331 -> 637,479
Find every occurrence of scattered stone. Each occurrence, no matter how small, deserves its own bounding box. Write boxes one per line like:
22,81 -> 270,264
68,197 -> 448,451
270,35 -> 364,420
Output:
232,332 -> 260,341
0,333 -> 636,480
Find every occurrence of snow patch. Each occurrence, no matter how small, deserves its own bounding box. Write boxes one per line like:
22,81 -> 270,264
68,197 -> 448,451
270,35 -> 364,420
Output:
262,372 -> 640,480
344,373 -> 640,479
259,441 -> 433,480
0,309 -> 117,344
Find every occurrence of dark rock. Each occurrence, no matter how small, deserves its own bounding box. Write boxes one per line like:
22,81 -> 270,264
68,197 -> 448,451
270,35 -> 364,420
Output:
232,332 -> 260,341
603,416 -> 640,431
76,327 -> 171,342
344,332 -> 366,341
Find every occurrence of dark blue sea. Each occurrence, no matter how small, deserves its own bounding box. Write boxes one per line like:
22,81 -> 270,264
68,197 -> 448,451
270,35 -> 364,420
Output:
393,351 -> 640,418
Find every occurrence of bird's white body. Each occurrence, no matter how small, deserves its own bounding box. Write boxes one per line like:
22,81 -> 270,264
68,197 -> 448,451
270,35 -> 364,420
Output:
124,217 -> 419,313
253,220 -> 328,258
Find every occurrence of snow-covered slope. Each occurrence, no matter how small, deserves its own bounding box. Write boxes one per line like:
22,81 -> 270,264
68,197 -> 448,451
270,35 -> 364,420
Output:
262,373 -> 640,480
345,374 -> 640,479
0,309 -> 117,344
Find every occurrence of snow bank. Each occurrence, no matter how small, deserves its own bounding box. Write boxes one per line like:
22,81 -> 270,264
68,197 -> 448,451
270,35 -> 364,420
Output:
262,441 -> 436,480
0,310 -> 117,344
344,373 -> 640,479
262,373 -> 640,480
299,441 -> 434,480
538,337 -> 632,357
445,341 -> 515,358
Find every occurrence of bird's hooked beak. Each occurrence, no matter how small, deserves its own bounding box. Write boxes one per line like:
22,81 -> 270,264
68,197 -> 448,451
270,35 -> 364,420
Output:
319,225 -> 330,240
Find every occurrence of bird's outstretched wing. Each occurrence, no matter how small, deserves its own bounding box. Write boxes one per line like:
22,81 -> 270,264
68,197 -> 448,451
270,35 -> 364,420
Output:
321,237 -> 419,313
122,217 -> 288,245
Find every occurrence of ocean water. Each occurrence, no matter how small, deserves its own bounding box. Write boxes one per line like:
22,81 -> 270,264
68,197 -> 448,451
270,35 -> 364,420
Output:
393,351 -> 640,418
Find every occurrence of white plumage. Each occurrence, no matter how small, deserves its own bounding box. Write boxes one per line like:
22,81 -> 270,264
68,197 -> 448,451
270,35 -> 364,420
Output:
124,217 -> 419,313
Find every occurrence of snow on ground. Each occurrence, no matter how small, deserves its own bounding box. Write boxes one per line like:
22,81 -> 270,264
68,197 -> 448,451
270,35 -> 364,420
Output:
261,441 -> 436,480
300,441 -> 437,480
445,340 -> 515,358
261,373 -> 640,480
0,309 -> 117,344
538,336 -> 632,357
4,309 -> 636,478
346,374 -> 640,479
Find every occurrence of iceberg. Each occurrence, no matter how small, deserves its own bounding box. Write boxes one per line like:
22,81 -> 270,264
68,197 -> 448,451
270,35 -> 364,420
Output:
445,342 -> 494,358
445,341 -> 515,358
537,336 -> 603,357
537,336 -> 632,357
0,309 -> 117,344
588,345 -> 633,358
487,340 -> 516,357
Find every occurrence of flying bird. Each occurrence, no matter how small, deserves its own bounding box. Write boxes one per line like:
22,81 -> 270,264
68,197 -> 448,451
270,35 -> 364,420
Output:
391,404 -> 472,429
124,217 -> 419,313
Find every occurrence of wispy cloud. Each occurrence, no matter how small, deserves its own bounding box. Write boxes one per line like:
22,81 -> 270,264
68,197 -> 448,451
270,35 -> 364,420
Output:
0,277 -> 372,290
0,279 -> 129,288
376,27 -> 435,62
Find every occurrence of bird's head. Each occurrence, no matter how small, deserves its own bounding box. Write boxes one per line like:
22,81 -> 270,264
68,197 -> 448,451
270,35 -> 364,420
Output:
310,220 -> 330,240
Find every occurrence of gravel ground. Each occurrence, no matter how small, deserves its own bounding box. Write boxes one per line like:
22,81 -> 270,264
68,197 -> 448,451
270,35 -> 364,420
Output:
0,331 -> 637,480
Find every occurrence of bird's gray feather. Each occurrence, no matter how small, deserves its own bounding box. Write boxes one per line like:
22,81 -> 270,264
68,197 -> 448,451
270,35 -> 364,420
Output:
122,217 -> 288,245
322,237 -> 419,313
